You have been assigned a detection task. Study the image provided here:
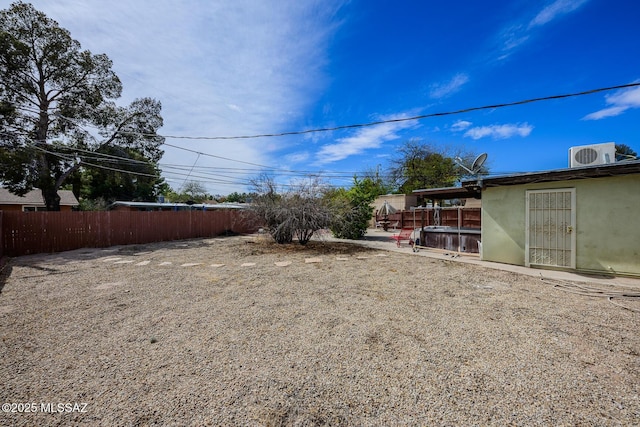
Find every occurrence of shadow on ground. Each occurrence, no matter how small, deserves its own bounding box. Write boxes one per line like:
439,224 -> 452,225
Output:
0,259 -> 11,294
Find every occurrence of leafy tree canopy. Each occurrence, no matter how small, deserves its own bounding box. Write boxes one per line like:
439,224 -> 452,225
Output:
326,176 -> 378,240
389,140 -> 487,194
224,191 -> 254,203
164,181 -> 212,204
356,168 -> 395,198
615,143 -> 637,161
0,2 -> 165,210
70,146 -> 168,206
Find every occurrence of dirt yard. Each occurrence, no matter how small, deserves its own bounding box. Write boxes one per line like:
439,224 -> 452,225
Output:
1,235 -> 638,426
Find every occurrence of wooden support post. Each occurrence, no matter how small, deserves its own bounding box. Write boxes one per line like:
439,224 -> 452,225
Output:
420,208 -> 425,247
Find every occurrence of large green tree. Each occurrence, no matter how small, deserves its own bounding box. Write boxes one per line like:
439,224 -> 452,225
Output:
0,2 -> 164,210
73,145 -> 168,205
389,140 -> 486,193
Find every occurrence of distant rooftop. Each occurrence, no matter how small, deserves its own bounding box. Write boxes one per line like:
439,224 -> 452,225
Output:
108,201 -> 248,210
0,188 -> 79,206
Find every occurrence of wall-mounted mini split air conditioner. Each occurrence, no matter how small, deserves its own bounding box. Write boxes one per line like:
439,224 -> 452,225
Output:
568,142 -> 616,168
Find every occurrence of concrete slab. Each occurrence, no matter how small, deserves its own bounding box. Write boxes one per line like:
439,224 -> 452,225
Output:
320,228 -> 640,288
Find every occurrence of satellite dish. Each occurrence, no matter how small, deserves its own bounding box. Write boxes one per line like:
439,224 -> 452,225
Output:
455,153 -> 488,175
471,153 -> 488,173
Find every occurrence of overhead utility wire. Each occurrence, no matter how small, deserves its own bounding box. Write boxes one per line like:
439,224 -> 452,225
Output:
22,140 -> 255,185
16,83 -> 638,184
23,140 -> 546,183
24,109 -> 288,172
15,108 -> 278,177
179,152 -> 201,190
161,141 -> 280,170
118,82 -> 640,141
28,143 -> 252,186
29,143 -> 158,178
23,137 -> 542,183
18,109 -> 281,171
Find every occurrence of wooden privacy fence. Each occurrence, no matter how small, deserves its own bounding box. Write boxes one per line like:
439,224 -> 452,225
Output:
382,207 -> 481,229
0,209 -> 257,258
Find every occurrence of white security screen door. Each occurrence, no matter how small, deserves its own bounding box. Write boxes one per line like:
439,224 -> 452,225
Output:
525,189 -> 576,268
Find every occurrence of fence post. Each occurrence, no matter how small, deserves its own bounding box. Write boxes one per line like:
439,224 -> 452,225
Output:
420,208 -> 425,246
0,210 -> 3,261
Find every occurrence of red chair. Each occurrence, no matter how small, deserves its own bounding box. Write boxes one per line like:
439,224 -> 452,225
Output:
390,228 -> 414,247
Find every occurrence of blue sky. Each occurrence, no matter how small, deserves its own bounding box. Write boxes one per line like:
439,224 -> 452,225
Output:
20,0 -> 640,194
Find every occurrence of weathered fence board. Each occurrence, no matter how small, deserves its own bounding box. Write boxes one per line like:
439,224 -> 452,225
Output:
0,210 -> 255,257
381,207 -> 482,229
0,210 -> 3,262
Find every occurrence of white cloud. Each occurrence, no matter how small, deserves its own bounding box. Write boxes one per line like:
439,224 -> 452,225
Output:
582,106 -> 628,121
429,73 -> 469,99
529,0 -> 590,28
27,0 -> 348,193
451,120 -> 472,131
284,152 -> 311,164
498,25 -> 530,55
583,86 -> 640,120
464,123 -> 533,140
496,0 -> 590,59
314,115 -> 418,165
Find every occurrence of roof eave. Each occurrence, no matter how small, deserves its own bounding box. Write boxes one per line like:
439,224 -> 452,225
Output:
463,160 -> 640,188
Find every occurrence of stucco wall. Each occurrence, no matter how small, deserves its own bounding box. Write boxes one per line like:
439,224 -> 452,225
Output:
481,174 -> 640,276
371,195 -> 418,226
372,194 -> 417,212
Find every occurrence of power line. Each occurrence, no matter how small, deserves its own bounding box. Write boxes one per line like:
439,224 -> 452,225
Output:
21,141 -> 574,183
11,82 -> 639,190
18,81 -> 639,165
118,82 -> 640,141
179,152 -> 201,190
23,136 -> 558,181
162,142 -> 281,170
25,141 -> 539,189
29,143 -> 160,178
27,142 -> 257,186
25,110 -> 288,171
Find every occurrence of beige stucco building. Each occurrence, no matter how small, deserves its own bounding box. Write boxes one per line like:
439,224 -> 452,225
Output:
372,194 -> 417,213
467,161 -> 640,277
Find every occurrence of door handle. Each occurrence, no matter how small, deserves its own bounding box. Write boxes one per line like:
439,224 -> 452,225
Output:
566,226 -> 573,233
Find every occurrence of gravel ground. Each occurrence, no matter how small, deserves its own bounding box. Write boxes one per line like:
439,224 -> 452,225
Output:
0,234 -> 639,426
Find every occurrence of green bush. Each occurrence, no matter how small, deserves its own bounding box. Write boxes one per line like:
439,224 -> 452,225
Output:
326,177 -> 377,240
